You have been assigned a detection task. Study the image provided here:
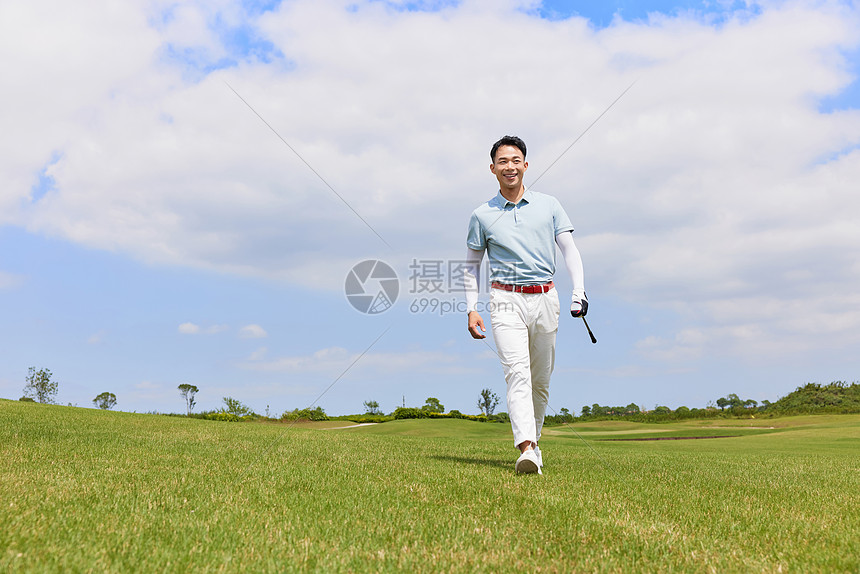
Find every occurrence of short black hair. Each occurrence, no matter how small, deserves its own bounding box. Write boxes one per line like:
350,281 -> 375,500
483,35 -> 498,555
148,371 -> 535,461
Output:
490,135 -> 527,162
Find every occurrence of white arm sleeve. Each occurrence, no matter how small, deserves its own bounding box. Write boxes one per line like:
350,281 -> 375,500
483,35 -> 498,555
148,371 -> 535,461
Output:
555,231 -> 585,303
463,247 -> 484,313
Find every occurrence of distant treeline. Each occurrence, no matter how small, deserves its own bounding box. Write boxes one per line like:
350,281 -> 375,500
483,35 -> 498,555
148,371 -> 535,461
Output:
544,381 -> 860,424
766,381 -> 860,414
150,381 -> 858,424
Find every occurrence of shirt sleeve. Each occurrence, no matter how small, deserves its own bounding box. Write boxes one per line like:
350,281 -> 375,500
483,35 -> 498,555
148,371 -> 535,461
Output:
463,247 -> 484,313
555,231 -> 585,301
553,197 -> 574,236
466,211 -> 486,251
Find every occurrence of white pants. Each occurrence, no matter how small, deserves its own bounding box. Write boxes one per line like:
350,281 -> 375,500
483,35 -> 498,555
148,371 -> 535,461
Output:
489,287 -> 560,448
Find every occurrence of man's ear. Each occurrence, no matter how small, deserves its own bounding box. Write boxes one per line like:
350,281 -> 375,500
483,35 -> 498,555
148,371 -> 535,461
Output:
489,163 -> 496,174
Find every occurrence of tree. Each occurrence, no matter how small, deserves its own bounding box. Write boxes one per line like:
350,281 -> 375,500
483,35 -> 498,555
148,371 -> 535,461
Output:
422,397 -> 444,414
178,384 -> 199,415
477,388 -> 500,416
716,397 -> 729,411
222,396 -> 251,416
625,403 -> 641,414
591,403 -> 607,416
363,400 -> 381,415
744,399 -> 758,409
580,405 -> 592,417
23,367 -> 58,404
726,393 -> 743,409
92,392 -> 117,410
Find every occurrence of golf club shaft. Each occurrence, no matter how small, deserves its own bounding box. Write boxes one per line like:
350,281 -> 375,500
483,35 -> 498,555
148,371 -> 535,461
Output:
582,316 -> 597,344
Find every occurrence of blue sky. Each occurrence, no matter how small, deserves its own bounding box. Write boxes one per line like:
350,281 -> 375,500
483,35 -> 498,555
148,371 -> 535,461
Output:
2,0 -> 860,417
537,0 -> 761,24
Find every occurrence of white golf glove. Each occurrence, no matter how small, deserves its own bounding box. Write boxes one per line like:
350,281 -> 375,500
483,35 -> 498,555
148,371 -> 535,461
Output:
571,290 -> 588,318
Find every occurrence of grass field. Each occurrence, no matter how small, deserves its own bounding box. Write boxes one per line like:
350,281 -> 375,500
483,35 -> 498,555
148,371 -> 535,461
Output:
2,400 -> 858,573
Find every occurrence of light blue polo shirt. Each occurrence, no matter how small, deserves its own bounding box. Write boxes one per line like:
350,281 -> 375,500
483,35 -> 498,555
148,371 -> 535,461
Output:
467,189 -> 574,285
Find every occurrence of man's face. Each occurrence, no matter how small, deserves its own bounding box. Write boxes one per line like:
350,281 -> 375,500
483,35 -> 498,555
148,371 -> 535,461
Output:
490,145 -> 528,192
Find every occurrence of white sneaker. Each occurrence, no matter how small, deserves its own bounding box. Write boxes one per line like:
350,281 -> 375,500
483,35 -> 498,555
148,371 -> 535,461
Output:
515,449 -> 540,474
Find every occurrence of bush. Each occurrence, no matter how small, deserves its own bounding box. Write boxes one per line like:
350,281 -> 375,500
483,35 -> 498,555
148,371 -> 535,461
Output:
331,414 -> 393,424
222,396 -> 253,416
282,406 -> 329,421
393,407 -> 425,420
392,408 -> 493,422
181,410 -> 259,422
490,412 -> 510,423
203,412 -> 240,422
438,412 -> 488,422
462,413 -> 489,422
19,396 -> 35,403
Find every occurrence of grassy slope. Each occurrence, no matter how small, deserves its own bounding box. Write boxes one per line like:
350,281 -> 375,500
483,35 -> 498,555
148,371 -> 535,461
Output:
1,400 -> 858,573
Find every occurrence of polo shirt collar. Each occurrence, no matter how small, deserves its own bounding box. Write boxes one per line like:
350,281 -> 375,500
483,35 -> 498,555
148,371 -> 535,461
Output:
495,187 -> 533,207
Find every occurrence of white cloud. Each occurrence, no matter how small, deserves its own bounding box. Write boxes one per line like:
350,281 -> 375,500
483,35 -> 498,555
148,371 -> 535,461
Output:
238,345 -> 476,376
178,322 -> 200,334
3,0 -> 860,371
129,380 -> 173,406
178,322 -> 227,335
248,346 -> 267,360
135,380 -> 161,390
635,329 -> 707,363
87,331 -> 105,345
238,324 -> 267,339
0,271 -> 24,290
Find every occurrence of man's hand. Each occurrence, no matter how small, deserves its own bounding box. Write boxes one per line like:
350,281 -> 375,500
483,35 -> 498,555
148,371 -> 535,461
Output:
570,291 -> 588,318
468,311 -> 486,339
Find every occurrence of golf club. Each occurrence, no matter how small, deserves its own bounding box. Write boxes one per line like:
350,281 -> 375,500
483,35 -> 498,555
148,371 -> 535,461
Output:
582,316 -> 597,344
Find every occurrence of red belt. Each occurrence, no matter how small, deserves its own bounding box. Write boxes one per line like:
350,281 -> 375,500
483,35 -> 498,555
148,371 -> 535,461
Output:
491,281 -> 554,294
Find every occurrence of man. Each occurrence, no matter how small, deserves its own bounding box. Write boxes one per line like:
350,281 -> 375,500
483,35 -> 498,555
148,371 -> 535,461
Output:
464,135 -> 587,474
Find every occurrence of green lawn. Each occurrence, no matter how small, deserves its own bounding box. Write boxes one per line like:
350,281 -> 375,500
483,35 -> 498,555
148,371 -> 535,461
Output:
2,400 -> 858,573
